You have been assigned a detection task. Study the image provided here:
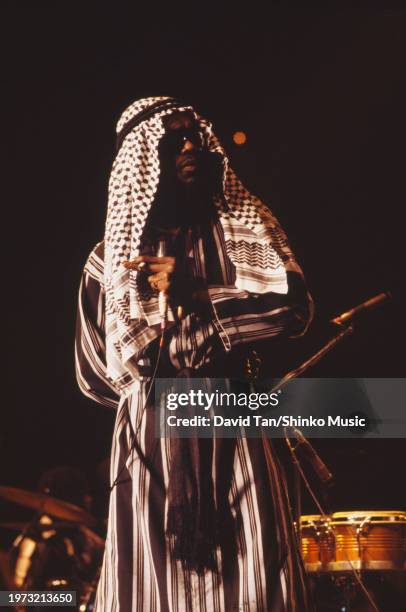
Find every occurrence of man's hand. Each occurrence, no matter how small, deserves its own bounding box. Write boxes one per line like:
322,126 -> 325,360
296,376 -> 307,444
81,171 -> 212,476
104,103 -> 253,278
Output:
123,255 -> 176,293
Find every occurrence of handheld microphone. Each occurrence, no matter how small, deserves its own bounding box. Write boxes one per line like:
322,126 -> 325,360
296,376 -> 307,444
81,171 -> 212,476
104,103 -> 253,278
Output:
156,238 -> 169,332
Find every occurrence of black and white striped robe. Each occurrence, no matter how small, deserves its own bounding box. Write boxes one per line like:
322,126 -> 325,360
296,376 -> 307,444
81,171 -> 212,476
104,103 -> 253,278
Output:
75,221 -> 313,612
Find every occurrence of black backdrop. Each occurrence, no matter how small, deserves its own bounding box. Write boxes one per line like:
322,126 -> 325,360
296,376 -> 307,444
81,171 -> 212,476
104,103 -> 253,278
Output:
2,4 -> 405,523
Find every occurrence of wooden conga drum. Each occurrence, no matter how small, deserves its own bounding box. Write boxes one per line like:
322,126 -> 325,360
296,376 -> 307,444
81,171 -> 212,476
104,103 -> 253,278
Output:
328,510 -> 406,571
300,514 -> 334,572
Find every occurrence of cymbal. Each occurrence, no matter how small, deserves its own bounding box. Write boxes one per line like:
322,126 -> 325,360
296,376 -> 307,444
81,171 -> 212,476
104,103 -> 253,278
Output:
0,487 -> 97,527
0,522 -> 26,531
0,521 -> 83,532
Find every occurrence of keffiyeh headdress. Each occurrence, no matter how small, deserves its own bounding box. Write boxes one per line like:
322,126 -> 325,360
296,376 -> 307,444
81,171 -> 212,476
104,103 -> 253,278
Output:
104,96 -> 303,389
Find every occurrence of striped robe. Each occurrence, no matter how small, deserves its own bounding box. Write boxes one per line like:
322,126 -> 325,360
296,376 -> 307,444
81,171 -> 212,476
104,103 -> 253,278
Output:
75,221 -> 313,611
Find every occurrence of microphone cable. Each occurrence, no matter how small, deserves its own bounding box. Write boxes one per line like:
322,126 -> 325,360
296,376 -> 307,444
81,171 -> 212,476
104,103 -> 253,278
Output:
110,329 -> 165,491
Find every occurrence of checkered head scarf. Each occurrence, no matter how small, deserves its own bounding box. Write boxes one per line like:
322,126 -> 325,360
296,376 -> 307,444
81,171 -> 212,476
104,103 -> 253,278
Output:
104,96 -> 304,389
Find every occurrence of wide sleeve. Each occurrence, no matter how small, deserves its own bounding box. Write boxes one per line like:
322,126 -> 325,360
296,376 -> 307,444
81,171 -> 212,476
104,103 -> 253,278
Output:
204,216 -> 314,350
208,271 -> 313,350
75,242 -> 120,409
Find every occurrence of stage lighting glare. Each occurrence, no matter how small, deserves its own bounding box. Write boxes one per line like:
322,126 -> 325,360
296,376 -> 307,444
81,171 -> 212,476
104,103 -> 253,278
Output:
233,131 -> 247,145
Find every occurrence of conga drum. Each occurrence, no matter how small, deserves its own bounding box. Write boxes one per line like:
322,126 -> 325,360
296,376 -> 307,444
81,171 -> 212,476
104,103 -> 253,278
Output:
328,510 -> 406,571
300,514 -> 334,572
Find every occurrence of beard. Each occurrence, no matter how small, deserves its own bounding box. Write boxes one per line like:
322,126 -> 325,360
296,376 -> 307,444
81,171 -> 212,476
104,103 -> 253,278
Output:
148,151 -> 223,229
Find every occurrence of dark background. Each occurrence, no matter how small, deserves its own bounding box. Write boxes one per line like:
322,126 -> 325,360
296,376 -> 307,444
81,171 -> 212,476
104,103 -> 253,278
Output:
2,4 -> 405,528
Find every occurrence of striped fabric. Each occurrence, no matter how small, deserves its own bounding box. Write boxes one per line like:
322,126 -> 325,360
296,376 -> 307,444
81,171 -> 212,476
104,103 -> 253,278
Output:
75,220 -> 314,611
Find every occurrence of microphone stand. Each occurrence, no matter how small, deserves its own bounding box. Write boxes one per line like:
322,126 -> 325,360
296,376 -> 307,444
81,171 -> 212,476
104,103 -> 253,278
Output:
262,291 -> 391,547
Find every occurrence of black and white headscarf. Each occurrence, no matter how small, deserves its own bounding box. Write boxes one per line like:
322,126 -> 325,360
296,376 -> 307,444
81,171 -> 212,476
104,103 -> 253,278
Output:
104,96 -> 303,389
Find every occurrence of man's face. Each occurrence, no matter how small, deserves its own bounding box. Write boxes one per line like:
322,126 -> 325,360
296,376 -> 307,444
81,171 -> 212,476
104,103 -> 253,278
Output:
161,111 -> 205,186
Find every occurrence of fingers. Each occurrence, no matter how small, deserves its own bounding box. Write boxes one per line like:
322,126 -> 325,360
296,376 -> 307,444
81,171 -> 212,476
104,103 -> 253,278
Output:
148,271 -> 168,283
125,255 -> 174,264
123,260 -> 144,270
148,272 -> 170,293
124,262 -> 174,273
123,256 -> 174,293
148,263 -> 175,273
123,256 -> 175,272
139,255 -> 174,263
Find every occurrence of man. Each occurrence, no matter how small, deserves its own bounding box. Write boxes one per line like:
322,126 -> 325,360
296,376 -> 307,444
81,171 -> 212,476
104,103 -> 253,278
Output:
76,96 -> 314,611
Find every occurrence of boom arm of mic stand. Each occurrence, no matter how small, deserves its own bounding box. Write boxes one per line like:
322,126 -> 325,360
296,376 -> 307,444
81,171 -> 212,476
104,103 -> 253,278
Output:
271,289 -> 391,393
270,323 -> 354,393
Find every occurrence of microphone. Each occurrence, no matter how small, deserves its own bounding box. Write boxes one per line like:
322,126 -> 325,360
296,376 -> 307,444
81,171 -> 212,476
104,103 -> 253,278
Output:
292,428 -> 334,485
331,291 -> 391,325
156,238 -> 169,332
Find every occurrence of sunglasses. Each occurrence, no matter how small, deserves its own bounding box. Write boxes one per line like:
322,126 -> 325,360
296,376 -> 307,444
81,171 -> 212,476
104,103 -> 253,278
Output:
160,128 -> 205,153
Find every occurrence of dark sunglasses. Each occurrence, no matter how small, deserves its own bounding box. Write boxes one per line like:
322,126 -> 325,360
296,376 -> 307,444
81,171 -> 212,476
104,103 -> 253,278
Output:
160,128 -> 205,153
